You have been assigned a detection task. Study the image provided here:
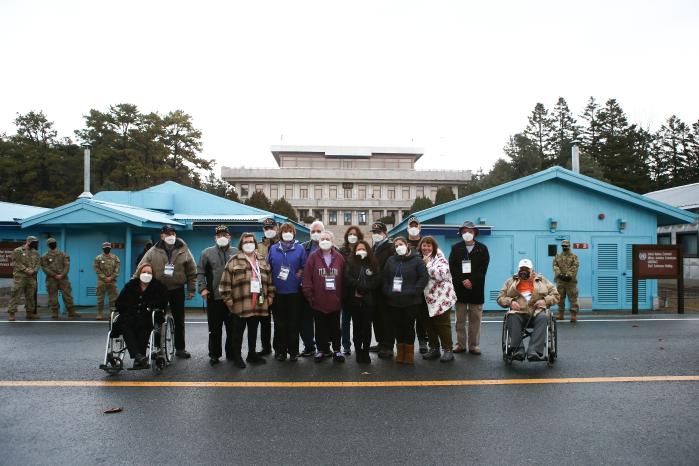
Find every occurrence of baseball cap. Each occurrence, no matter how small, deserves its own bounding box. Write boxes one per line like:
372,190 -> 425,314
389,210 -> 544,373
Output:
215,225 -> 230,234
160,224 -> 176,233
371,221 -> 387,233
562,239 -> 571,247
47,238 -> 57,245
263,218 -> 276,228
102,242 -> 112,248
518,259 -> 533,270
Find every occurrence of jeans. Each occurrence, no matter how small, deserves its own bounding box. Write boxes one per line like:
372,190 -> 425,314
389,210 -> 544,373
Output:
206,299 -> 234,359
166,287 -> 186,351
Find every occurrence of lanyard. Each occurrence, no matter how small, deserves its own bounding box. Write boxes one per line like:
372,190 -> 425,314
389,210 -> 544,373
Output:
394,261 -> 403,279
244,254 -> 261,280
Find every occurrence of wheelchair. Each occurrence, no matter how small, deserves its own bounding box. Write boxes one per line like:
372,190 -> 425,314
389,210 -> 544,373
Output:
99,308 -> 175,375
501,309 -> 557,367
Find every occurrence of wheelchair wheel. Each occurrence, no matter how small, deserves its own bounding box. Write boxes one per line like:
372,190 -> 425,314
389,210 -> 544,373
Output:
164,314 -> 175,363
502,316 -> 513,365
547,314 -> 557,366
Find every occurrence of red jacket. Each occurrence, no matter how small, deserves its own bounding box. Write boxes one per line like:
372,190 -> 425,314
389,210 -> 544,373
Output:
302,248 -> 345,314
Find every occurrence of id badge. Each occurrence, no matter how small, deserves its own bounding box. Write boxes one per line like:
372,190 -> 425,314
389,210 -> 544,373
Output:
278,266 -> 290,281
461,260 -> 471,274
325,277 -> 336,290
393,277 -> 403,293
522,291 -> 532,303
164,264 -> 175,277
251,279 -> 261,294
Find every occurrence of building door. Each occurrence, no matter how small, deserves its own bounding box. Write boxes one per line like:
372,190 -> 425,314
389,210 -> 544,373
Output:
592,236 -> 652,310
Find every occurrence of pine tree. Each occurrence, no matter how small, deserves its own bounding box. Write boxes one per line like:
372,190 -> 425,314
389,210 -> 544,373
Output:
549,97 -> 580,166
271,197 -> 298,221
434,186 -> 456,205
408,196 -> 434,214
579,97 -> 601,158
504,134 -> 542,176
654,115 -> 691,187
245,190 -> 272,211
524,103 -> 554,166
687,120 -> 699,183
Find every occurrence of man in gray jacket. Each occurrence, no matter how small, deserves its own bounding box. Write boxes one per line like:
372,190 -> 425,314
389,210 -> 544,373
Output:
197,225 -> 238,365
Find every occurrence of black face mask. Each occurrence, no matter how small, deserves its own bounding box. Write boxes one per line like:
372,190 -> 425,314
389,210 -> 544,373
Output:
29,242 -> 39,250
562,247 -> 570,252
518,270 -> 531,280
48,243 -> 57,250
103,248 -> 111,254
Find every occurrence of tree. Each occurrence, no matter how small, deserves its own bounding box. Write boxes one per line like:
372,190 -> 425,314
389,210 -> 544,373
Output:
579,96 -> 601,157
653,115 -> 691,187
245,190 -> 272,211
409,196 -> 434,214
524,103 -> 554,165
271,197 -> 298,221
434,186 -> 456,205
378,214 -> 396,225
504,134 -> 542,176
549,97 -> 580,166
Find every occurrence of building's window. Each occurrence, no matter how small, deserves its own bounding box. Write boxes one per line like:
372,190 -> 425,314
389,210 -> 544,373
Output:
300,185 -> 308,199
298,209 -> 308,220
285,184 -> 293,199
241,184 -> 249,197
416,186 -> 424,198
402,186 -> 410,200
387,186 -> 395,200
255,184 -> 264,193
344,211 -> 353,225
313,209 -> 323,222
314,185 -> 323,200
372,186 -> 381,199
342,160 -> 353,169
270,185 -> 278,200
358,185 -> 367,200
358,211 -> 367,225
344,188 -> 352,199
329,185 -> 337,199
678,233 -> 698,258
372,210 -> 383,221
329,210 -> 338,225
657,234 -> 672,245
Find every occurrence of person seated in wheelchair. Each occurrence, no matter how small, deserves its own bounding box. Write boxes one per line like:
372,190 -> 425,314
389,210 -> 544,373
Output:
497,259 -> 560,361
114,263 -> 168,369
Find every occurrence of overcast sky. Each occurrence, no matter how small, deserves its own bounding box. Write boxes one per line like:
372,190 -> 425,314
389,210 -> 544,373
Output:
1,0 -> 697,174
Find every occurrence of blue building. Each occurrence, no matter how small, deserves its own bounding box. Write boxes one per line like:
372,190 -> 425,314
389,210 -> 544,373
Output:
15,182 -> 308,310
390,167 -> 697,311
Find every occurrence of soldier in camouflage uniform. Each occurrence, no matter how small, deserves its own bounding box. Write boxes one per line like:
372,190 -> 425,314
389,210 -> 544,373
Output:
553,239 -> 580,323
94,241 -> 120,320
41,238 -> 81,319
7,235 -> 41,321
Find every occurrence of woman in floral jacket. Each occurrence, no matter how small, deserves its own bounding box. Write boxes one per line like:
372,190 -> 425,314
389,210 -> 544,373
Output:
419,236 -> 457,362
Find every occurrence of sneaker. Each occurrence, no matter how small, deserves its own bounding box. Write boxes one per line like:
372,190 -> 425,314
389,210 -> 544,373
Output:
176,350 -> 191,359
275,353 -> 287,362
418,340 -> 428,354
512,351 -> 525,361
289,354 -> 298,362
527,353 -> 545,362
368,345 -> 381,353
378,349 -> 394,359
246,354 -> 266,364
343,347 -> 351,355
209,357 -> 220,366
256,348 -> 272,357
439,350 -> 454,363
333,352 -> 345,363
132,355 -> 150,370
301,348 -> 315,357
231,356 -> 246,369
314,352 -> 325,363
422,348 -> 441,360
453,345 -> 466,353
469,347 -> 481,355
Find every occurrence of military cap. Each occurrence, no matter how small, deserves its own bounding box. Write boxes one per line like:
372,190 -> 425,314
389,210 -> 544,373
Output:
215,225 -> 230,234
371,221 -> 387,233
458,220 -> 479,236
408,216 -> 420,226
160,224 -> 176,233
102,242 -> 112,248
47,238 -> 57,245
561,239 -> 571,247
26,235 -> 38,242
262,218 -> 277,228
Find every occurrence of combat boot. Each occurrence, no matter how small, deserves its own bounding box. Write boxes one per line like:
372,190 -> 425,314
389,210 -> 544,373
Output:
68,309 -> 82,318
8,313 -> 16,322
557,309 -> 564,320
26,312 -> 40,320
51,311 -> 59,319
570,312 -> 577,324
395,343 -> 405,363
403,345 -> 415,365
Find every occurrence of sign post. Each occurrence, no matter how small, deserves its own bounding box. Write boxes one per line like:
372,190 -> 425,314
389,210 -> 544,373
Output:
632,245 -> 683,314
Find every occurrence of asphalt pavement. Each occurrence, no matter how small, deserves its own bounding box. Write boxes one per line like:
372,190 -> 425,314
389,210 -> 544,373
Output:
0,314 -> 697,465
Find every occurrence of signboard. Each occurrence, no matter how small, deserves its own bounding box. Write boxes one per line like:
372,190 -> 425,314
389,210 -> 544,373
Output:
573,243 -> 588,249
0,241 -> 24,278
110,243 -> 125,249
632,244 -> 683,314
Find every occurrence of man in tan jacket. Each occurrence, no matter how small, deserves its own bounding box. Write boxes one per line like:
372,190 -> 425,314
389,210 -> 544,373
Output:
497,259 -> 559,361
136,225 -> 197,358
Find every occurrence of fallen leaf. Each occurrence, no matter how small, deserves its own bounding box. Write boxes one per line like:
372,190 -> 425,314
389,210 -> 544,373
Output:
632,325 -> 639,328
104,407 -> 122,414
659,347 -> 665,350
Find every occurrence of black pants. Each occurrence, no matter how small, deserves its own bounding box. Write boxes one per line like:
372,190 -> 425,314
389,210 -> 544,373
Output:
415,301 -> 429,343
374,301 -> 395,350
231,315 -> 261,356
273,293 -> 300,356
346,297 -> 373,352
390,304 -> 419,345
314,310 -> 341,354
207,299 -> 234,359
259,313 -> 272,352
166,287 -> 186,351
298,294 -> 316,352
121,311 -> 153,359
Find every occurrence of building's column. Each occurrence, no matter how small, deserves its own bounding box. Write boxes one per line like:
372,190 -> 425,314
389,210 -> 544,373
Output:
125,225 -> 132,280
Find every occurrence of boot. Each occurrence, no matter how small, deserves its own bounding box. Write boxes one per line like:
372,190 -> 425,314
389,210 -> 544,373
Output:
395,343 -> 405,363
570,311 -> 577,324
8,313 -> 16,322
404,345 -> 415,365
557,309 -> 564,321
26,312 -> 40,320
68,309 -> 82,318
51,311 -> 59,319
362,350 -> 371,364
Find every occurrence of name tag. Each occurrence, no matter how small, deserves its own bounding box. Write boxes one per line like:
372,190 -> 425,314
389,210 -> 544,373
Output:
251,279 -> 261,294
164,264 -> 175,277
393,277 -> 403,293
325,277 -> 336,290
461,260 -> 471,274
522,291 -> 532,303
278,266 -> 290,281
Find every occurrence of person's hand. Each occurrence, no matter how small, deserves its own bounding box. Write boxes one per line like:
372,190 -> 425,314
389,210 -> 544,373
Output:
535,299 -> 546,308
187,291 -> 195,300
510,301 -> 520,311
224,299 -> 233,310
296,270 -> 303,279
105,276 -> 111,283
267,297 -> 274,307
462,279 -> 472,289
54,274 -> 62,280
200,289 -> 209,300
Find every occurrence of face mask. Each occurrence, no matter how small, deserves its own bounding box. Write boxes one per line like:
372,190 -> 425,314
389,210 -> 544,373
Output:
355,250 -> 368,259
29,242 -> 39,250
216,237 -> 230,247
281,232 -> 294,242
462,232 -> 474,242
311,232 -> 322,242
264,229 -> 276,239
139,273 -> 153,284
372,234 -> 384,243
164,235 -> 176,245
103,248 -> 111,254
408,227 -> 420,237
395,245 -> 408,256
562,247 -> 570,252
242,243 -> 256,254
48,243 -> 57,250
319,240 -> 332,251
518,270 -> 531,280
347,235 -> 358,244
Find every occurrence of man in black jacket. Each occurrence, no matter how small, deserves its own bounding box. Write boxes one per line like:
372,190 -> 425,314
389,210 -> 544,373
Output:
369,221 -> 395,358
448,220 -> 490,355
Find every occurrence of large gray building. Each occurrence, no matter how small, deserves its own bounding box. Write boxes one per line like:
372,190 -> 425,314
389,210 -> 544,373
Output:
221,145 -> 472,239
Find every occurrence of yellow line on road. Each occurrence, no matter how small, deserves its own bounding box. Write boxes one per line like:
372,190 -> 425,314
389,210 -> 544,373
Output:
0,375 -> 698,388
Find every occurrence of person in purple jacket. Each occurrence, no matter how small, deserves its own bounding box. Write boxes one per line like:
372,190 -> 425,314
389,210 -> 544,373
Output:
267,223 -> 308,362
302,230 -> 346,363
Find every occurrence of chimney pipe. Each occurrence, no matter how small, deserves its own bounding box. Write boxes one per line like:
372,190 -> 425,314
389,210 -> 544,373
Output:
78,145 -> 93,199
571,140 -> 580,174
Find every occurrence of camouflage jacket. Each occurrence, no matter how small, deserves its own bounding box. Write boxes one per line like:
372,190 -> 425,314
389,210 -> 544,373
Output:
12,246 -> 40,277
41,250 -> 70,277
94,253 -> 121,281
553,252 -> 579,283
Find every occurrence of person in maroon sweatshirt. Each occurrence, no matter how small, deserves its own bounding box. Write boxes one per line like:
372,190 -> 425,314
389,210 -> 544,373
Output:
302,231 -> 345,363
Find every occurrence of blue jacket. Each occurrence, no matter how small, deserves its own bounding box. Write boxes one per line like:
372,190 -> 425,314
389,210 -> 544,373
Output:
268,241 -> 308,294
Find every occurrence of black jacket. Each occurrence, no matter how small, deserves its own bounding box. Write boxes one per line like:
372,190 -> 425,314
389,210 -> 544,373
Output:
448,240 -> 490,304
382,250 -> 429,308
115,277 -> 169,317
343,258 -> 381,306
372,240 -> 394,272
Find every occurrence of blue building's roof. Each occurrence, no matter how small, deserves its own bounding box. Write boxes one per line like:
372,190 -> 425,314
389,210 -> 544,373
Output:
0,201 -> 49,224
391,166 -> 698,235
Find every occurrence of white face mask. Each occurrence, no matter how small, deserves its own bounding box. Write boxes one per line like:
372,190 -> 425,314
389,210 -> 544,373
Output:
408,227 -> 420,237
311,232 -> 322,242
347,234 -> 358,244
395,245 -> 408,256
462,232 -> 474,242
139,272 -> 153,284
281,232 -> 294,242
164,235 -> 176,245
372,234 -> 384,243
264,229 -> 276,239
319,240 -> 332,251
355,250 -> 368,259
216,237 -> 230,247
242,243 -> 256,254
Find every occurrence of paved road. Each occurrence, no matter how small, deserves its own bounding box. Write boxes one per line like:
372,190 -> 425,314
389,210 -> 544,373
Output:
0,315 -> 697,465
